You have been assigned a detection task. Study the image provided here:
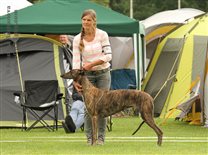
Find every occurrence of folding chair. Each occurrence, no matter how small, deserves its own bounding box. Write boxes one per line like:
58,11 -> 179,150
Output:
14,80 -> 63,131
160,77 -> 201,125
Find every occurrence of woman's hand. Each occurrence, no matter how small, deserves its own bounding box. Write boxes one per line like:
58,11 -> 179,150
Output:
83,62 -> 93,71
73,81 -> 82,92
83,60 -> 104,71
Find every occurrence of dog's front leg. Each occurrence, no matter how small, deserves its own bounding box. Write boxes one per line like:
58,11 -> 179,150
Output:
92,116 -> 98,145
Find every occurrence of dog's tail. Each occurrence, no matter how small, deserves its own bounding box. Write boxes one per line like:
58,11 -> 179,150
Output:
132,120 -> 145,135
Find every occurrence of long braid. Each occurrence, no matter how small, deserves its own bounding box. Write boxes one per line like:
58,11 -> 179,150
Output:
79,9 -> 96,52
79,27 -> 85,52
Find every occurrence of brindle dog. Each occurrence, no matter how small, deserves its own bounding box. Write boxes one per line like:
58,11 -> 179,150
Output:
61,69 -> 163,146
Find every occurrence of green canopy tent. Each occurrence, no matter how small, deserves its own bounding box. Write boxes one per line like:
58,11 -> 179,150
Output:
0,0 -> 145,88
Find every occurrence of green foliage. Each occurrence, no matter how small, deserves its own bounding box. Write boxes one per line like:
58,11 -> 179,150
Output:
109,0 -> 208,20
27,0 -> 45,3
109,0 -> 130,16
27,0 -> 208,20
91,0 -> 110,7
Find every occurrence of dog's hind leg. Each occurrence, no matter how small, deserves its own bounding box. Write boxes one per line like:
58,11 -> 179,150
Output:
132,121 -> 145,135
142,114 -> 163,146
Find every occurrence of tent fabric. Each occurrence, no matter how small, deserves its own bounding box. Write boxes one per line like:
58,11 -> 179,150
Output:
142,8 -> 205,70
109,37 -> 134,69
142,8 -> 204,46
0,34 -> 68,126
145,24 -> 178,43
204,72 -> 208,125
0,37 -> 53,54
141,8 -> 204,34
144,38 -> 183,116
0,0 -> 140,37
142,13 -> 208,122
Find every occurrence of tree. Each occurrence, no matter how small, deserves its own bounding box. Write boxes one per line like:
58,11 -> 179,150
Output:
27,0 -> 207,20
27,0 -> 45,3
91,0 -> 110,7
109,0 -> 207,20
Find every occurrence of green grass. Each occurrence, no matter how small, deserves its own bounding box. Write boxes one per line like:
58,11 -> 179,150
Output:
0,117 -> 208,155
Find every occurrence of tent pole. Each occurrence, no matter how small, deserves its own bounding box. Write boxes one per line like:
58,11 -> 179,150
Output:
133,33 -> 141,90
203,42 -> 208,124
14,42 -> 24,93
130,0 -> 133,19
141,34 -> 146,79
14,39 -> 29,128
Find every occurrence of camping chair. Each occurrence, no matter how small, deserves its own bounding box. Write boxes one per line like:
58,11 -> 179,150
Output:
160,77 -> 201,125
175,79 -> 201,123
14,80 -> 63,131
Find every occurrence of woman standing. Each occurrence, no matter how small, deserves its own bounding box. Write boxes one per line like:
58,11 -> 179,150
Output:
72,9 -> 112,145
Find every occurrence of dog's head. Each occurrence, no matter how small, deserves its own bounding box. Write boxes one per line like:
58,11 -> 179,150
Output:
60,69 -> 85,82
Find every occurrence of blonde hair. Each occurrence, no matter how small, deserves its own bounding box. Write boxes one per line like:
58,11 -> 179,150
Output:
79,9 -> 97,52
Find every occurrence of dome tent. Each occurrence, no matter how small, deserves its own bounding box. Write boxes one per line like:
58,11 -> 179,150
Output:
142,13 -> 208,125
0,34 -> 69,127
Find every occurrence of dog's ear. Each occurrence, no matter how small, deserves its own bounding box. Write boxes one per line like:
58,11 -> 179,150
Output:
79,69 -> 85,75
71,69 -> 84,83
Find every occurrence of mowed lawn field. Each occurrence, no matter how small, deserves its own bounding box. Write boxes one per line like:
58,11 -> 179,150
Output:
0,117 -> 207,155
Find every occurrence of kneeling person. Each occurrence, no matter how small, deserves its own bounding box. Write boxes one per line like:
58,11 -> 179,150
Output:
62,88 -> 85,133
